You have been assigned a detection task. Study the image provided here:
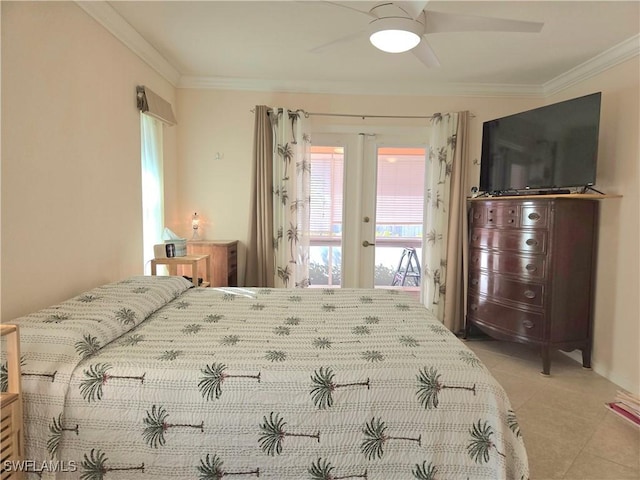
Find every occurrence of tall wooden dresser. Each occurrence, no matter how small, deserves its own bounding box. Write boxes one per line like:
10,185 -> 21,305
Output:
465,196 -> 600,375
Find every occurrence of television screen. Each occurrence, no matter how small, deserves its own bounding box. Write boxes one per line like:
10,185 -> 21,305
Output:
480,92 -> 601,194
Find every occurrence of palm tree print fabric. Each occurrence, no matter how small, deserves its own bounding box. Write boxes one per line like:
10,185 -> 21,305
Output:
270,108 -> 311,289
422,112 -> 459,321
3,277 -> 528,479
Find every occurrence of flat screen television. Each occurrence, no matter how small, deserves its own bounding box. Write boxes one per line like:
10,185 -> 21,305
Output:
479,92 -> 601,194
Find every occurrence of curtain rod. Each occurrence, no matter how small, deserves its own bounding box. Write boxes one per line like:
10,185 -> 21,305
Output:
306,112 -> 438,120
251,107 -> 474,120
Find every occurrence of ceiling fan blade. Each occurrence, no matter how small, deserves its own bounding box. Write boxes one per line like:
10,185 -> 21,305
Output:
395,1 -> 430,19
411,39 -> 440,68
424,11 -> 544,34
323,1 -> 377,18
309,30 -> 365,53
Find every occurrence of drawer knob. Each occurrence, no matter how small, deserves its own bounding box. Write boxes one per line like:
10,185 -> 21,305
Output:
509,209 -> 515,214
473,213 -> 480,219
524,290 -> 536,299
470,304 -> 478,311
508,219 -> 514,224
473,257 -> 479,263
471,234 -> 479,241
488,218 -> 494,222
526,238 -> 538,246
470,279 -> 479,286
528,212 -> 541,220
489,209 -> 494,213
523,320 -> 534,329
525,264 -> 537,272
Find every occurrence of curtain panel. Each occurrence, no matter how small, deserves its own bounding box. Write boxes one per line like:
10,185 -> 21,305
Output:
245,106 -> 275,287
271,109 -> 311,288
421,111 -> 470,333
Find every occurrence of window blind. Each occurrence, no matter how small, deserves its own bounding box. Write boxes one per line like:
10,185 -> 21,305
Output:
376,149 -> 425,225
310,146 -> 425,235
310,150 -> 343,236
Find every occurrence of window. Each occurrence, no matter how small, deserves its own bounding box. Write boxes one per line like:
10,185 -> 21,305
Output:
140,114 -> 164,274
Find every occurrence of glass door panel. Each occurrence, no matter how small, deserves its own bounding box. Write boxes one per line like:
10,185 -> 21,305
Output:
374,147 -> 426,299
309,145 -> 344,287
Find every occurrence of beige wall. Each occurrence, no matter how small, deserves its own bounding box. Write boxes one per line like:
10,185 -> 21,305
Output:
1,2 -> 178,320
545,58 -> 640,393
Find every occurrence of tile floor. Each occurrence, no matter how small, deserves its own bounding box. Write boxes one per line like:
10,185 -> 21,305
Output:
464,338 -> 640,480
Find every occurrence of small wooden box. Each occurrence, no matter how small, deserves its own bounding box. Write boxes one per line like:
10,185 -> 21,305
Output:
0,325 -> 24,480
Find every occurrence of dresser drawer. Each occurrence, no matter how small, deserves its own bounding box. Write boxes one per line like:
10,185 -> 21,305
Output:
470,228 -> 547,254
486,204 -> 519,227
521,204 -> 549,228
470,203 -> 519,227
469,272 -> 544,308
468,295 -> 544,340
469,204 -> 486,227
469,249 -> 546,279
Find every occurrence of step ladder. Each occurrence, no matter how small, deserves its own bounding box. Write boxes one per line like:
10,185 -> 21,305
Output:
391,247 -> 421,287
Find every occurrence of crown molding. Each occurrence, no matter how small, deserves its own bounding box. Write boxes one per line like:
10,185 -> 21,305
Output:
543,34 -> 640,96
76,1 -> 180,86
77,1 -> 638,98
178,75 -> 543,97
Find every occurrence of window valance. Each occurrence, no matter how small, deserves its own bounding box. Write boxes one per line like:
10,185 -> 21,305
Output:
136,85 -> 177,126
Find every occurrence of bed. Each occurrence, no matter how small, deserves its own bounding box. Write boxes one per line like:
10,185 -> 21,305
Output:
1,276 -> 528,479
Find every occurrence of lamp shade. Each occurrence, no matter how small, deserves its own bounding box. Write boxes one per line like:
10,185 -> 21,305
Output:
369,17 -> 423,53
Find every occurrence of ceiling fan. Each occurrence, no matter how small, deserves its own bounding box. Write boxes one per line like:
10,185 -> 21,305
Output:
312,1 -> 544,68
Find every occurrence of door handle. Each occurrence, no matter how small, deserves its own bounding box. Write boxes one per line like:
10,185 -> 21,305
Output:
362,240 -> 375,247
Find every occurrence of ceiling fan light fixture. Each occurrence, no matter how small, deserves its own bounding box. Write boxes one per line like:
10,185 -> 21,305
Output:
369,17 -> 423,53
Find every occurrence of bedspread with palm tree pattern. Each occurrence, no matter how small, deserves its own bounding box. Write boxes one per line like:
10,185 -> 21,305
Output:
2,276 -> 529,479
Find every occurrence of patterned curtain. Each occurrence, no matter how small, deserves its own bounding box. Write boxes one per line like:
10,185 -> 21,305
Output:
270,109 -> 311,288
421,112 -> 469,333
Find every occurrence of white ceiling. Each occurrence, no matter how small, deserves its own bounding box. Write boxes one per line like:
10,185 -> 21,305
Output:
83,1 -> 640,96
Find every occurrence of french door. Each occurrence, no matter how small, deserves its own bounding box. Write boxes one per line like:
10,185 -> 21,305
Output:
310,130 -> 427,295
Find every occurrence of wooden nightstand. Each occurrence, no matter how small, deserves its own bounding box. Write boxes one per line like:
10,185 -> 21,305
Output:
1,324 -> 25,480
184,241 -> 238,287
150,254 -> 211,287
